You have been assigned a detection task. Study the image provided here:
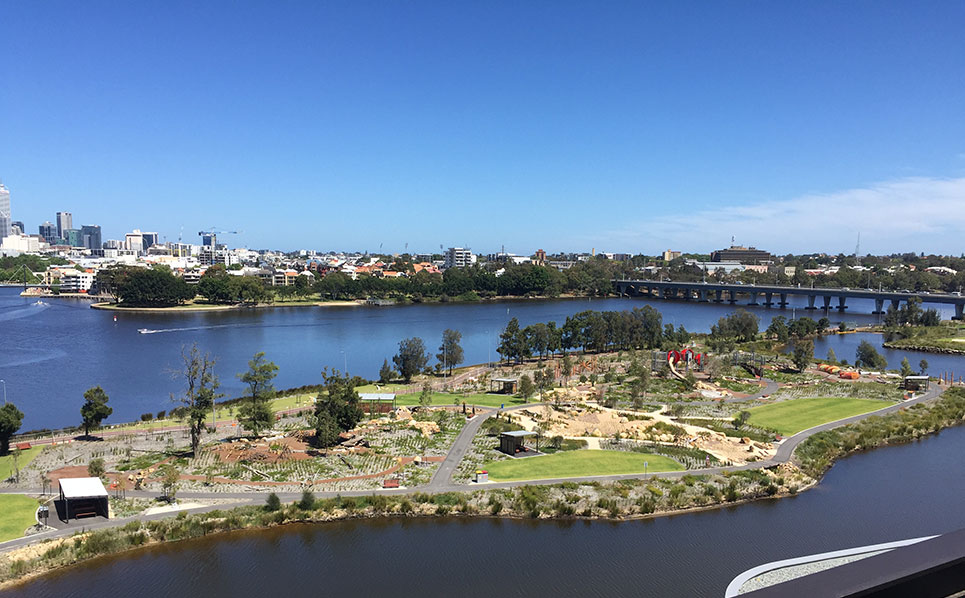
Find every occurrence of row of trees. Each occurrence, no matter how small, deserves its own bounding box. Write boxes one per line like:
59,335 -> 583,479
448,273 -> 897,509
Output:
315,259 -> 628,301
197,264 -> 271,305
496,306 -> 682,363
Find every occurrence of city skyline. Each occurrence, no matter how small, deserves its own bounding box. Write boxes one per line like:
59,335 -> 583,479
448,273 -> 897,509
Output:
2,2 -> 965,254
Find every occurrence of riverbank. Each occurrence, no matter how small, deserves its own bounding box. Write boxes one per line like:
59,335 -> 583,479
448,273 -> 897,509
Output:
87,293 -> 605,313
4,389 -> 963,589
89,299 -> 363,312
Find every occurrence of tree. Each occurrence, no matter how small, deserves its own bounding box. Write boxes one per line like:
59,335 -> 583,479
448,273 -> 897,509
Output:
87,458 -> 105,478
561,354 -> 574,383
0,403 -> 24,455
313,369 -> 364,446
792,340 -> 814,372
298,489 -> 315,510
81,386 -> 112,437
900,357 -> 913,378
533,368 -> 550,400
265,492 -> 281,511
394,337 -> 429,382
313,410 -> 340,447
855,340 -> 888,371
919,359 -> 929,375
418,382 -> 433,408
174,344 -> 221,456
826,348 -> 838,364
237,352 -> 278,436
733,410 -> 751,430
160,463 -> 180,500
766,316 -> 789,343
115,268 -> 195,307
436,329 -> 464,375
704,357 -> 725,382
498,318 -> 528,364
518,374 -> 535,399
379,359 -> 394,384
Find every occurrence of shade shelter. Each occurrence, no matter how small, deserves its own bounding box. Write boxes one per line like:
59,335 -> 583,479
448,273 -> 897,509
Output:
903,376 -> 929,391
359,393 -> 396,414
499,430 -> 537,455
58,477 -> 109,521
490,377 -> 518,394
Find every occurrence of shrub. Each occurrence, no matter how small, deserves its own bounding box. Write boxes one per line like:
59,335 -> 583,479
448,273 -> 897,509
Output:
265,492 -> 281,512
140,413 -> 153,422
297,490 -> 315,510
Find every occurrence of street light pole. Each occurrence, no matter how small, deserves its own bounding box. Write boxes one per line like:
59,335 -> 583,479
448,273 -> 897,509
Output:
0,379 -> 5,405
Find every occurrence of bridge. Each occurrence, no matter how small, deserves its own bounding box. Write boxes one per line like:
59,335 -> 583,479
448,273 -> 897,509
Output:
613,279 -> 965,320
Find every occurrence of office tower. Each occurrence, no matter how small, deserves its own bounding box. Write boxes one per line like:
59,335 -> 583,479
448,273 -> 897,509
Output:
39,222 -> 58,244
141,232 -> 159,249
56,211 -> 73,239
125,230 -> 144,252
64,229 -> 83,247
12,221 -> 24,235
0,183 -> 10,239
81,225 -> 102,250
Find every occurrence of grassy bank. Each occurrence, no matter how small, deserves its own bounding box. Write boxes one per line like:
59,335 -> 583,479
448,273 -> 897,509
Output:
882,323 -> 965,354
485,450 -> 684,481
0,448 -> 45,481
747,397 -> 892,436
0,465 -> 808,588
794,388 -> 965,477
0,496 -> 41,543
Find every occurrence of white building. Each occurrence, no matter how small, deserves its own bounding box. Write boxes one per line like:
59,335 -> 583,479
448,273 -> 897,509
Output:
59,270 -> 95,293
125,230 -> 144,252
1,234 -> 42,253
444,247 -> 476,269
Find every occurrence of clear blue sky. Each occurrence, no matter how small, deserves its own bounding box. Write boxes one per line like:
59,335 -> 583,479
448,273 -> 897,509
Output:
3,1 -> 965,255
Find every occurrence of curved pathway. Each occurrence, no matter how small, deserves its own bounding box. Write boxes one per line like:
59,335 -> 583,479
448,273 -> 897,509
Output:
0,384 -> 948,553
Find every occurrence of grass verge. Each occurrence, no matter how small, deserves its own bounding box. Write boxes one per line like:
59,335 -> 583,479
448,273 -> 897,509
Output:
484,450 -> 684,481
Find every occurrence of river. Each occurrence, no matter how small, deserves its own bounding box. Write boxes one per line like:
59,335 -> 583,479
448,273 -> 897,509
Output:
2,287 -> 963,430
5,424 -> 964,597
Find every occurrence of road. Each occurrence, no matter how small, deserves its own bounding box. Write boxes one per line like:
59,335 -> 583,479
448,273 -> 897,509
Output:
0,383 -> 948,553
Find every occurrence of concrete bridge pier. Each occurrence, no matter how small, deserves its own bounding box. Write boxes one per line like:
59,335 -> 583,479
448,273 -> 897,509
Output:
728,290 -> 738,304
836,296 -> 848,311
779,293 -> 788,308
823,296 -> 833,311
698,289 -> 709,302
805,295 -> 817,310
873,298 -> 885,314
955,303 -> 964,320
714,290 -> 723,303
747,292 -> 760,306
891,299 -> 900,312
763,292 -> 773,307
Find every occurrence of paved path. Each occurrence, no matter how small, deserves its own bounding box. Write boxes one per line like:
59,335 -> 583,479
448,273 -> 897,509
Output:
0,385 -> 948,554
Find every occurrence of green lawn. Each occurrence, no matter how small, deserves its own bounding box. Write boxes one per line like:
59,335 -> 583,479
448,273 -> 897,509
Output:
0,447 -> 44,481
747,397 -> 891,436
396,392 -> 528,408
0,495 -> 41,542
485,450 -> 684,482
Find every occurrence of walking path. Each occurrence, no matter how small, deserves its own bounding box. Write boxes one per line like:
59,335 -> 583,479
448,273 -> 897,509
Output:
0,382 -> 946,554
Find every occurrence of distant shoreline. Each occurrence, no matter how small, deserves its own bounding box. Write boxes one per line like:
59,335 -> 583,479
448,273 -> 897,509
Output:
86,294 -> 606,314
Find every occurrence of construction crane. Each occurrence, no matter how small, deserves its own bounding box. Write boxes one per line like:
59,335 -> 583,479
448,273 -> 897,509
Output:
197,228 -> 240,248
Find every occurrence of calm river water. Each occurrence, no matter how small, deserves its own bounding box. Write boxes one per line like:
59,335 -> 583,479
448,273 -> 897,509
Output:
2,287 -> 963,429
5,424 -> 964,597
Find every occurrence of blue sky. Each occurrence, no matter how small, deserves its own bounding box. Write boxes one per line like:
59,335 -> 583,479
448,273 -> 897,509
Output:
2,1 -> 964,255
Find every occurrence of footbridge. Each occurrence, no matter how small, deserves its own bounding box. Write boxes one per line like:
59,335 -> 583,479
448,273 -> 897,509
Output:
614,279 -> 965,320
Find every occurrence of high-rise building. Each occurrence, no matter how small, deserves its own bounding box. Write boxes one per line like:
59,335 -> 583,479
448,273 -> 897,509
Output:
125,230 -> 144,252
141,232 -> 159,249
39,221 -> 58,244
12,221 -> 24,235
81,225 -> 102,250
64,229 -> 83,247
443,247 -> 476,269
56,212 -> 73,239
0,182 -> 10,239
